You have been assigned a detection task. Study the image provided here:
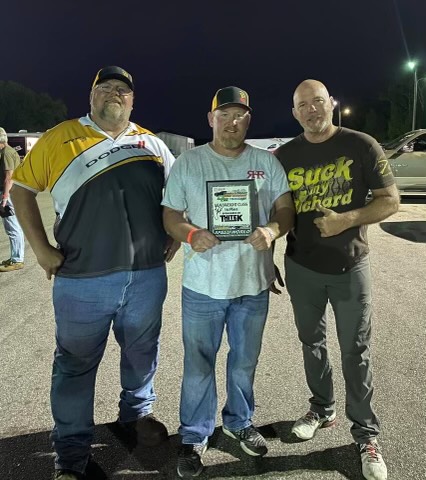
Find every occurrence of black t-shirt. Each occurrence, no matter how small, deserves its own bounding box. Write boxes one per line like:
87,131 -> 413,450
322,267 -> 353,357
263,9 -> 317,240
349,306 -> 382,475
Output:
275,128 -> 395,274
55,160 -> 167,277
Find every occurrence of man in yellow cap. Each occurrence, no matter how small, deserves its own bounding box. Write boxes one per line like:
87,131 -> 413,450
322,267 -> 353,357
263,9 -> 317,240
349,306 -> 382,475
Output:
163,86 -> 295,477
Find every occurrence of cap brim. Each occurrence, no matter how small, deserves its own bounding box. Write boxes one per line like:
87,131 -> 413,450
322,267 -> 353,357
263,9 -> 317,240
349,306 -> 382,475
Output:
95,74 -> 134,91
214,102 -> 252,112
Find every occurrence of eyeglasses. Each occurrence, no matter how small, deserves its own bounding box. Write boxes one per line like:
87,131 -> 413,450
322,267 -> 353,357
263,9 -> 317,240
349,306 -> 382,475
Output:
95,84 -> 133,96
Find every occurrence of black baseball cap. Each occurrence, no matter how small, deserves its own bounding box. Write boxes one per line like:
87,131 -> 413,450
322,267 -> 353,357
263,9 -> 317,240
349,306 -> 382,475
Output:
211,86 -> 252,112
92,66 -> 134,91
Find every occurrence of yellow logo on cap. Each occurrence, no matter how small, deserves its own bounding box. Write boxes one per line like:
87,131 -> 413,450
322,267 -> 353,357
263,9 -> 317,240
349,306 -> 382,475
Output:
239,90 -> 247,103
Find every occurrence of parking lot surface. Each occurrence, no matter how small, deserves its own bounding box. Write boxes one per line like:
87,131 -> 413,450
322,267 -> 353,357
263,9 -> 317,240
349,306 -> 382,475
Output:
0,193 -> 425,479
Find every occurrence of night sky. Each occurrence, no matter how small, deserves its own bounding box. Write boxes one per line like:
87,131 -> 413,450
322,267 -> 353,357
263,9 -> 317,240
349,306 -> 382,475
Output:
3,0 -> 426,141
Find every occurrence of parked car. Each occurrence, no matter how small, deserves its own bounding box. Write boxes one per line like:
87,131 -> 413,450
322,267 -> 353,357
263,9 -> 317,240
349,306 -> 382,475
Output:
245,138 -> 293,153
382,129 -> 426,192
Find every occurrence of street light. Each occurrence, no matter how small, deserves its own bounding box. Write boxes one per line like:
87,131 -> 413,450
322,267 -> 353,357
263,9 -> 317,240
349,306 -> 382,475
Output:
333,100 -> 351,127
407,61 -> 418,130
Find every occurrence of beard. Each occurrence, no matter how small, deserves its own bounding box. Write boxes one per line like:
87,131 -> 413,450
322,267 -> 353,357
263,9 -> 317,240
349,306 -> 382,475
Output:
98,101 -> 126,123
218,132 -> 246,150
303,111 -> 333,134
305,119 -> 328,133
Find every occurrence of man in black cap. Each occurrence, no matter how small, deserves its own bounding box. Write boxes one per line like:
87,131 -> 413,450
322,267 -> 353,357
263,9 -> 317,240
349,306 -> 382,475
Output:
11,66 -> 179,480
163,86 -> 295,477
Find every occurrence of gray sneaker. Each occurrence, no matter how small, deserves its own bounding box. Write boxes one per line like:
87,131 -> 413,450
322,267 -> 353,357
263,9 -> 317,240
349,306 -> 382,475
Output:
222,424 -> 268,456
358,441 -> 387,480
291,410 -> 336,440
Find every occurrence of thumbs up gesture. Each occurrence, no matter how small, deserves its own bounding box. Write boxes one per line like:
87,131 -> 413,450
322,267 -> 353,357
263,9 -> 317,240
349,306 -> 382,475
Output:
313,205 -> 349,237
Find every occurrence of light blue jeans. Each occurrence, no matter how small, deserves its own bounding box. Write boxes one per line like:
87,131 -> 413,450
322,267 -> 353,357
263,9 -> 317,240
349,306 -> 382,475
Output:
179,287 -> 269,445
0,193 -> 24,262
51,266 -> 167,473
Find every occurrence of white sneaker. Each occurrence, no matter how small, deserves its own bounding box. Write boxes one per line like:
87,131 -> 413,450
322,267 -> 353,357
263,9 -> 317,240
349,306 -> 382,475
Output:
291,410 -> 336,440
358,441 -> 387,480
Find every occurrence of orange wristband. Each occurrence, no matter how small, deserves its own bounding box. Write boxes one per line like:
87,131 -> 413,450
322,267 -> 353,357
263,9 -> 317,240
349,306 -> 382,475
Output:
186,228 -> 199,244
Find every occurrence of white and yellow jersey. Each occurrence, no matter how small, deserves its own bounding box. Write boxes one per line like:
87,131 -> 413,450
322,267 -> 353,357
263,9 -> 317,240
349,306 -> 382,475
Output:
13,116 -> 175,277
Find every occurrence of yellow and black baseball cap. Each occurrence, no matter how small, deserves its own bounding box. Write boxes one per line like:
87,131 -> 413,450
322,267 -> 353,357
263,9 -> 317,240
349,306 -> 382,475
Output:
92,66 -> 134,91
211,86 -> 252,112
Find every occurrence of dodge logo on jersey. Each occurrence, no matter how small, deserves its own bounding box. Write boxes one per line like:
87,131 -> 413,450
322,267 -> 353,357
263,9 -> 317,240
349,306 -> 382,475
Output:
86,144 -> 141,168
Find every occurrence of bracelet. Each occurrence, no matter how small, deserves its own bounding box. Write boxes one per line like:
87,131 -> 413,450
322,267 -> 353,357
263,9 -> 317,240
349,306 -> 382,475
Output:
2,194 -> 8,199
263,226 -> 276,241
186,227 -> 199,244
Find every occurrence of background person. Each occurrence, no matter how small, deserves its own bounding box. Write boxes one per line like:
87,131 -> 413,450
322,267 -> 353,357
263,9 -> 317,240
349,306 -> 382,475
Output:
163,86 -> 294,478
11,66 -> 179,480
274,79 -> 399,480
0,127 -> 25,272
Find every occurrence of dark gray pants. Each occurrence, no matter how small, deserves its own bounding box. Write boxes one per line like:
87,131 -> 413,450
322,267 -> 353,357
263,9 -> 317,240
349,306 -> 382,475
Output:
284,255 -> 380,443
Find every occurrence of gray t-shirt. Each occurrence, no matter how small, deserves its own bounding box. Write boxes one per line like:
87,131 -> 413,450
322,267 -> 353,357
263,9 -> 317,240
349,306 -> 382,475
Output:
162,143 -> 290,299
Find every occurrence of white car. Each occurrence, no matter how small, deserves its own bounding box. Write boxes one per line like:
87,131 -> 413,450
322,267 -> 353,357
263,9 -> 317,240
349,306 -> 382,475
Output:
382,129 -> 426,192
245,138 -> 293,152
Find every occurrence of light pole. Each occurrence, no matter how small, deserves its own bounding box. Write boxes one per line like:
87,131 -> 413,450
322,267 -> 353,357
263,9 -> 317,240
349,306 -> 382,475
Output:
333,99 -> 341,127
333,100 -> 351,127
417,77 -> 426,128
407,61 -> 418,130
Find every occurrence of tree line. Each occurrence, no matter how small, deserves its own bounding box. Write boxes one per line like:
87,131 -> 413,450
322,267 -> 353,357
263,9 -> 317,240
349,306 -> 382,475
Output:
0,77 -> 425,141
0,81 -> 67,132
343,72 -> 426,142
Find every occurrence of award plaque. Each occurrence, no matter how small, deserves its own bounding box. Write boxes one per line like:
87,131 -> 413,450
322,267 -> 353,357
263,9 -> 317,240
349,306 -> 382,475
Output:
206,180 -> 259,241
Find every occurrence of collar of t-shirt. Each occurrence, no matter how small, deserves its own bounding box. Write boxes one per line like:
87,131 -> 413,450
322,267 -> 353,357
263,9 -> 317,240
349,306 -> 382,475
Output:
79,114 -> 137,141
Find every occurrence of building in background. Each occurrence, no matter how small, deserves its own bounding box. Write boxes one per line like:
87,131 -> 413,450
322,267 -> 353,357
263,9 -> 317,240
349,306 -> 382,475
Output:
7,131 -> 42,160
156,132 -> 195,157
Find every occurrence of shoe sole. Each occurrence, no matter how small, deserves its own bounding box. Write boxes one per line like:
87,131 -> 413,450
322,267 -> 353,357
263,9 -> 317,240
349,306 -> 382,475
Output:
177,465 -> 203,478
292,417 -> 337,440
0,266 -> 24,272
222,427 -> 267,457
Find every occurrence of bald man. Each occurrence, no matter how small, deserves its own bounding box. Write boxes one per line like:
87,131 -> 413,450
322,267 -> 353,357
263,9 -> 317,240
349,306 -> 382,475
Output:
274,80 -> 399,480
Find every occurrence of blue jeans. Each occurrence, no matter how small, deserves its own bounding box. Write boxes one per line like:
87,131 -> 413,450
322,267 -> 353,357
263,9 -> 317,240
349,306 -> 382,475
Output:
51,266 -> 167,473
0,193 -> 24,262
179,287 -> 269,445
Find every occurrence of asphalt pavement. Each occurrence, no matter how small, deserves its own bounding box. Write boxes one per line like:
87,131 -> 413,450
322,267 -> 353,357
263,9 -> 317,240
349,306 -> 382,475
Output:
0,192 -> 425,480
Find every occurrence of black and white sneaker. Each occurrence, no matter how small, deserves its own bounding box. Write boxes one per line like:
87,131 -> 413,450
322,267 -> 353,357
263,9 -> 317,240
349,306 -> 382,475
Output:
222,424 -> 268,456
177,443 -> 208,478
